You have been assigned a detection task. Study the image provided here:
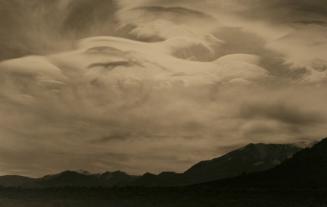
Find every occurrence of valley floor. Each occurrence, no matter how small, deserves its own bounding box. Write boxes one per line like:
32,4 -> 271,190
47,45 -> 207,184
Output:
0,187 -> 326,207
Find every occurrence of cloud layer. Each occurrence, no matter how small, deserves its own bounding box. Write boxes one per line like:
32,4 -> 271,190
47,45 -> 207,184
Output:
0,0 -> 326,177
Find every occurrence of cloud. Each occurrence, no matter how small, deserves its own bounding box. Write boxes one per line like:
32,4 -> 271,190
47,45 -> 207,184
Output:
242,0 -> 327,23
240,102 -> 324,126
0,0 -> 119,61
236,85 -> 327,143
116,0 -> 327,83
0,0 -> 327,176
267,25 -> 327,82
239,101 -> 325,142
0,35 -> 270,176
116,5 -> 221,59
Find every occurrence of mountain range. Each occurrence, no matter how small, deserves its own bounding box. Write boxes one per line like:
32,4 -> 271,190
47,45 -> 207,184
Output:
204,137 -> 327,188
0,142 -> 302,188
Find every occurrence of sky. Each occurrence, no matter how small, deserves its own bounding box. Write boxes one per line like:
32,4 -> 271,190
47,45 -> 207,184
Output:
0,0 -> 327,177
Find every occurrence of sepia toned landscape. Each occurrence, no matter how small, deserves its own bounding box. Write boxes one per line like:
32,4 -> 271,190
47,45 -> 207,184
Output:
0,0 -> 327,206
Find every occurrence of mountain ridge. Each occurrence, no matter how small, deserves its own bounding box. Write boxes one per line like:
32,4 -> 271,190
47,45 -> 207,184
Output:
0,142 -> 302,188
199,137 -> 327,188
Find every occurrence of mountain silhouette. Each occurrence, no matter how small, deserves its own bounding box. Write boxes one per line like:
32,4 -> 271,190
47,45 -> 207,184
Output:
203,138 -> 327,188
98,171 -> 138,187
37,171 -> 103,187
37,170 -> 139,188
182,143 -> 300,184
0,175 -> 36,188
130,143 -> 301,186
0,143 -> 302,188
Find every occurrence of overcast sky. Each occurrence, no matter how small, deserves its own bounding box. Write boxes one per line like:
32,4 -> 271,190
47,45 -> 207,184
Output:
0,0 -> 327,177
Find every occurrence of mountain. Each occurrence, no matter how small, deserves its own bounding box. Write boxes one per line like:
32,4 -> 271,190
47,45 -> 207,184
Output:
182,143 -> 301,184
38,171 -> 138,188
0,143 -> 302,188
98,171 -> 138,187
131,172 -> 182,187
0,175 -> 36,188
264,138 -> 327,187
203,138 -> 327,188
0,171 -> 138,188
130,143 -> 301,186
37,171 -> 103,187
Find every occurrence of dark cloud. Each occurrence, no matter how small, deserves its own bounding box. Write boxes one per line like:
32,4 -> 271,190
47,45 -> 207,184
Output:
62,0 -> 118,37
213,27 -> 307,79
216,0 -> 327,24
0,0 -> 119,60
131,6 -> 216,23
131,0 -> 327,22
93,133 -> 133,143
240,102 -> 324,126
293,20 -> 327,26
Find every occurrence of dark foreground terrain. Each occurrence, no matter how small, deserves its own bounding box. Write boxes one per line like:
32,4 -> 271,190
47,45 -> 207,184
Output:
0,187 -> 326,207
